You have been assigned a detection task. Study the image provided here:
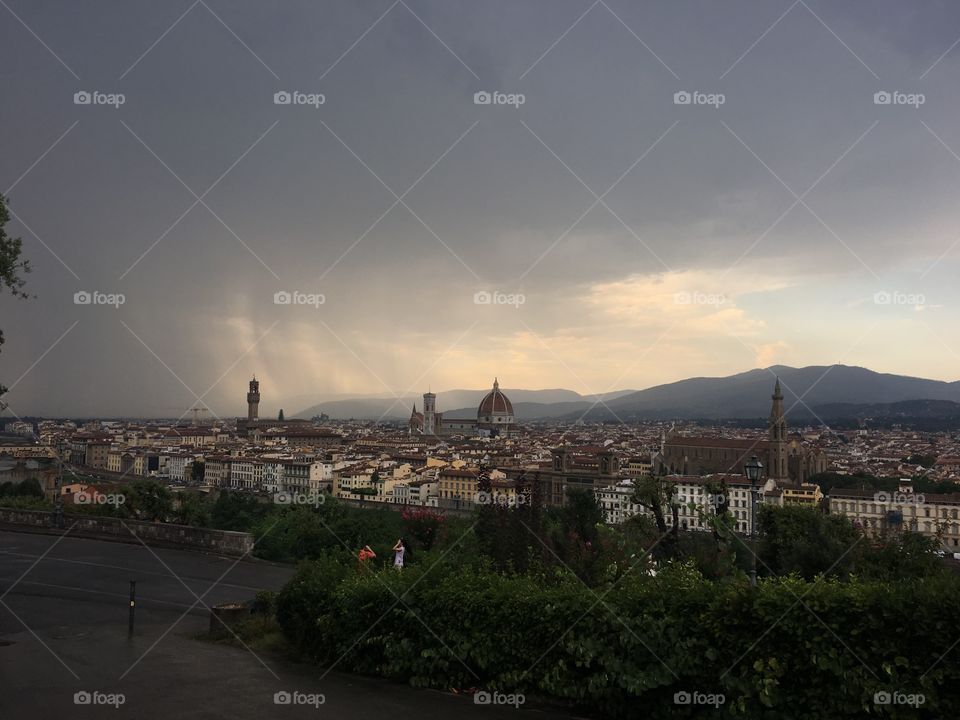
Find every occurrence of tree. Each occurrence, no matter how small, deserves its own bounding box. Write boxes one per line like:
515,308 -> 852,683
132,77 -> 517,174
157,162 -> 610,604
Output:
757,504 -> 860,579
174,491 -> 211,526
278,409 -> 284,421
630,473 -> 679,558
209,490 -> 270,531
188,460 -> 205,484
129,479 -> 174,521
474,468 -> 544,574
401,507 -> 445,551
0,193 -> 32,400
0,477 -> 44,498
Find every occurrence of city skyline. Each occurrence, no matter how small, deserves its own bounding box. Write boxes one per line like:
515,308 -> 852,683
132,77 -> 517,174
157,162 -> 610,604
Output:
3,1 -> 960,416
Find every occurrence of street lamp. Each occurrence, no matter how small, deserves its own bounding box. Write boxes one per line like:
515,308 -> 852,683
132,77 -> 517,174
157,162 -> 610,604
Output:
52,451 -> 65,530
744,455 -> 763,588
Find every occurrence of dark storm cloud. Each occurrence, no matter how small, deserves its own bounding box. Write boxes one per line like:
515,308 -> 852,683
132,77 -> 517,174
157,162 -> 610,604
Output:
2,0 -> 960,416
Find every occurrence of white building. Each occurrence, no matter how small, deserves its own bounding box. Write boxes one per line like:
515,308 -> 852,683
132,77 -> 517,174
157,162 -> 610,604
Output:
596,474 -> 778,535
830,480 -> 960,551
230,458 -> 264,490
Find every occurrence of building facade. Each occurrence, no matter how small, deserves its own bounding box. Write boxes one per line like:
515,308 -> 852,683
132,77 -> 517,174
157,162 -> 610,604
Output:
659,380 -> 826,485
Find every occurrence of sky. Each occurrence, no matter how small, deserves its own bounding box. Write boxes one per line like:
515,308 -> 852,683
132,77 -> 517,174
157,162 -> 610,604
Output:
2,0 -> 960,418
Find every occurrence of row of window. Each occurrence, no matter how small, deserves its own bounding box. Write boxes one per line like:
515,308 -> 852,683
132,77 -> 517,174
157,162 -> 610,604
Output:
834,501 -> 959,519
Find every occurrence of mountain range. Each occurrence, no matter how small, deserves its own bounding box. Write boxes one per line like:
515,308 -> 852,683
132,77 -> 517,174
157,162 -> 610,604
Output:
294,389 -> 635,421
294,365 -> 960,422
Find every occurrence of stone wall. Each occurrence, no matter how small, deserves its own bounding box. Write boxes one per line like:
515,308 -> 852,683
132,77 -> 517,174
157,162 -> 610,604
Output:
0,507 -> 254,556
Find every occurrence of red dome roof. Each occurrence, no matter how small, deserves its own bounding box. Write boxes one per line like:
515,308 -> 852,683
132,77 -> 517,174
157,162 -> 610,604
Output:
478,378 -> 513,416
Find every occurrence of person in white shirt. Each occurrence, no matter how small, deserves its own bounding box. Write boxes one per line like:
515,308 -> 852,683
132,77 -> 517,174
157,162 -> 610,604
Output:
392,538 -> 406,570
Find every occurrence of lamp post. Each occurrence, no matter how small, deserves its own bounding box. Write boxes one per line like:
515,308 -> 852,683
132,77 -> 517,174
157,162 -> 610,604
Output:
744,455 -> 763,588
52,453 -> 65,529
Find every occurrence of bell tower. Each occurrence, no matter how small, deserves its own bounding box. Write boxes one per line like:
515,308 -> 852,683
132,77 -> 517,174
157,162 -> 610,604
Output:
422,391 -> 436,434
247,376 -> 260,421
768,378 -> 788,480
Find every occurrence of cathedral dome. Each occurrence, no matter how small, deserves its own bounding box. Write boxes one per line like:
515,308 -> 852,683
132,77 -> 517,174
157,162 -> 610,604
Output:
478,378 -> 514,417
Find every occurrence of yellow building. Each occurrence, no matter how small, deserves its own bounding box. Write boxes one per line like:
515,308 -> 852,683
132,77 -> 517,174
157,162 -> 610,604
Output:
781,483 -> 823,507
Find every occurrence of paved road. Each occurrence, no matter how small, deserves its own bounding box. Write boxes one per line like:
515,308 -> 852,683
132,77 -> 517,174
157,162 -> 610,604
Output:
0,530 -> 576,720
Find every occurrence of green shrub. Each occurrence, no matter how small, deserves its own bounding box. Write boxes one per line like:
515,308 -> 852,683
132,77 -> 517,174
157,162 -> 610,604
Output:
276,558 -> 960,718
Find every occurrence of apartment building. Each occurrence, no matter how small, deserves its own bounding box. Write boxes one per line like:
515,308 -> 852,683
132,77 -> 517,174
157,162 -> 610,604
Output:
830,481 -> 960,550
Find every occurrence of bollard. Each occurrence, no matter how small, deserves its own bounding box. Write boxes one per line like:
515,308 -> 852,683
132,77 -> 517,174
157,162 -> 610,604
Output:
128,580 -> 136,637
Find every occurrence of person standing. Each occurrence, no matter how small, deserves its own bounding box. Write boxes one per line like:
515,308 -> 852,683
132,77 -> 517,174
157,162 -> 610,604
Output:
392,538 -> 405,570
358,545 -> 376,573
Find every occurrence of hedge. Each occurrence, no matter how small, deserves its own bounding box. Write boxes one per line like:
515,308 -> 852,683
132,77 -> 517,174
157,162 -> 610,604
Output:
277,557 -> 958,718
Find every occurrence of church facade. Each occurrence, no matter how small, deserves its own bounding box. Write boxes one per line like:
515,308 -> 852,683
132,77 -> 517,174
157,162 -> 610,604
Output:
658,379 -> 826,485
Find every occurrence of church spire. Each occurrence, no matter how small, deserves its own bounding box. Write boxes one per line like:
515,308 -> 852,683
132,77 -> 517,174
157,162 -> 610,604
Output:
769,377 -> 788,480
770,377 -> 785,425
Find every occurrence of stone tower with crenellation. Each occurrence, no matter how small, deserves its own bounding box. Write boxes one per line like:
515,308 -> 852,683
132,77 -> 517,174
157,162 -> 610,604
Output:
247,376 -> 260,421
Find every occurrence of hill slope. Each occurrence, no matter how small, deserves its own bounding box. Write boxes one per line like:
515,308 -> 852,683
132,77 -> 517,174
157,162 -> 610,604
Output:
293,366 -> 960,421
581,365 -> 960,420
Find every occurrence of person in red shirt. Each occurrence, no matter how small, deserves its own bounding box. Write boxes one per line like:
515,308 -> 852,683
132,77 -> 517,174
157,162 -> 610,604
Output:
357,545 -> 376,572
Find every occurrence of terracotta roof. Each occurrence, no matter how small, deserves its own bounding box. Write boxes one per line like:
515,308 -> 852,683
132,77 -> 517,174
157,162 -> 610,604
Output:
439,468 -> 479,479
666,436 -> 771,450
